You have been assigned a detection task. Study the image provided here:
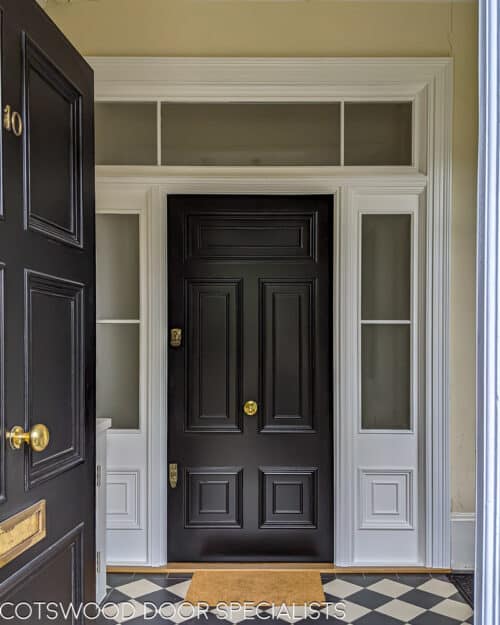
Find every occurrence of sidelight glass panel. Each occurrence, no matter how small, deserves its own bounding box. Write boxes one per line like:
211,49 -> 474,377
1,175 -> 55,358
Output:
161,102 -> 341,166
96,324 -> 140,429
344,102 -> 412,166
96,214 -> 140,320
362,214 -> 411,320
361,324 -> 411,430
95,102 -> 157,165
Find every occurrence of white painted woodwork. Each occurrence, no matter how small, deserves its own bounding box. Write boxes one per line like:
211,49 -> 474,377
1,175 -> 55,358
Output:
96,418 -> 111,602
476,0 -> 500,621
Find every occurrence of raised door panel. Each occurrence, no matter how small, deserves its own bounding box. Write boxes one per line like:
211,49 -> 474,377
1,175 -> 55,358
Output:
260,468 -> 318,529
185,468 -> 242,528
186,280 -> 242,432
0,524 -> 84,621
23,37 -> 83,247
25,271 -> 84,488
260,281 -> 315,432
186,212 -> 316,261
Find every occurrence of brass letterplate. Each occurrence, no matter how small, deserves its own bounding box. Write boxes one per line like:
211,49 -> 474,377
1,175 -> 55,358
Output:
0,500 -> 46,568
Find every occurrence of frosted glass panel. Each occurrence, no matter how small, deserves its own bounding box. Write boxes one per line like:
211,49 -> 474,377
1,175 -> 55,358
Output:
362,214 -> 411,320
161,102 -> 341,165
344,102 -> 412,166
361,324 -> 411,430
96,214 -> 139,320
97,324 -> 139,429
95,102 -> 157,165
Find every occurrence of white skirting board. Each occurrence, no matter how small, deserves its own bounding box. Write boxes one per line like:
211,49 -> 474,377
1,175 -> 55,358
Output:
451,512 -> 475,570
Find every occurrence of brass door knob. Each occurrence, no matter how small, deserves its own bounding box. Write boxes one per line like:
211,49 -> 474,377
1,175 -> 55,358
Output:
243,400 -> 258,416
6,424 -> 50,452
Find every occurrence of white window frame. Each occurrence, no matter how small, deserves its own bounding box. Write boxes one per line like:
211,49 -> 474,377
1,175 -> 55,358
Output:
91,57 -> 452,567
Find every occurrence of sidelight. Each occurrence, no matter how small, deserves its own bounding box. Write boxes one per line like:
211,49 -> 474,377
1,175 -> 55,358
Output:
96,213 -> 141,429
360,213 -> 412,430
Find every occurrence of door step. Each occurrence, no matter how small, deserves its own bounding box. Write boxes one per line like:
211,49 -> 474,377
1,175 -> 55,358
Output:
108,563 -> 452,574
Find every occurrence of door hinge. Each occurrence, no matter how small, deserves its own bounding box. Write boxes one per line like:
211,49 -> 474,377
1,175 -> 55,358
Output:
96,551 -> 101,574
169,463 -> 178,489
96,464 -> 102,489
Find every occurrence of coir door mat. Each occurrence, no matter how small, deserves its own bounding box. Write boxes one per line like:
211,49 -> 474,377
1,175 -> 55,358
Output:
185,571 -> 326,606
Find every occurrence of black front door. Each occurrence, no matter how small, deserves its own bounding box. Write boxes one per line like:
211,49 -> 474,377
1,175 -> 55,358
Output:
168,195 -> 332,562
0,0 -> 95,618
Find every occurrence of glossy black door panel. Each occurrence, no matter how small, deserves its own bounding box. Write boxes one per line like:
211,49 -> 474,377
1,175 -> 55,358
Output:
0,0 -> 95,615
260,280 -> 315,432
23,35 -> 83,247
186,280 -> 242,432
168,195 -> 332,562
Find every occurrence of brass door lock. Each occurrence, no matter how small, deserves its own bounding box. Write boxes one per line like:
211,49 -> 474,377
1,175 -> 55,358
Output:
170,328 -> 182,348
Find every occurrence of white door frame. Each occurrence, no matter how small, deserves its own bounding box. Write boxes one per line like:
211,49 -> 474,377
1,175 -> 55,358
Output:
476,0 -> 500,622
92,57 -> 453,567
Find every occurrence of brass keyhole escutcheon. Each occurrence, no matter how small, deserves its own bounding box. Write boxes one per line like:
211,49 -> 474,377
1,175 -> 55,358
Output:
6,424 -> 50,452
243,400 -> 258,416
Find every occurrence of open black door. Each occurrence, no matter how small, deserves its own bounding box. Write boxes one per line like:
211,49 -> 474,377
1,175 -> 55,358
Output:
0,0 -> 95,620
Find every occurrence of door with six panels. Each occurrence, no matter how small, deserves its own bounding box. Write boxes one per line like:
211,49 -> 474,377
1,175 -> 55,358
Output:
168,195 -> 333,561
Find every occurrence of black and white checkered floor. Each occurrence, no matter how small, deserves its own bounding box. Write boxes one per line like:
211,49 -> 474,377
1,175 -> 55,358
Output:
99,572 -> 474,625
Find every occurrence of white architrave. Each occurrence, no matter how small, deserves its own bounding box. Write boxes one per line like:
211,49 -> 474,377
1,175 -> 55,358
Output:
476,0 -> 500,622
91,57 -> 452,568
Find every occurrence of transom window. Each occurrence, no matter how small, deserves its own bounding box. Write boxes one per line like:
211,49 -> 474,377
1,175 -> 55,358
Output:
95,100 -> 413,167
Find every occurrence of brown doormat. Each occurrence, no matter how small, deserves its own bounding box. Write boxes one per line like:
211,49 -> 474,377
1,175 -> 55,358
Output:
185,571 -> 326,606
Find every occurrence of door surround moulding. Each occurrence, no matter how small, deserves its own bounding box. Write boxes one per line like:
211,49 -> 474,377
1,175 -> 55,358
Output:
91,56 -> 453,568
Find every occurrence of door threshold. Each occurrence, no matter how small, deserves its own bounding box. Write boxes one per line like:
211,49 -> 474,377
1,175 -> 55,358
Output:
108,563 -> 452,574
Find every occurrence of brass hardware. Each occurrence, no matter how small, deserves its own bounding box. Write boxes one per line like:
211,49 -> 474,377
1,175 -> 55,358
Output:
3,105 -> 23,137
6,424 -> 50,452
169,463 -> 178,489
0,500 -> 46,569
170,328 -> 182,348
243,400 -> 258,416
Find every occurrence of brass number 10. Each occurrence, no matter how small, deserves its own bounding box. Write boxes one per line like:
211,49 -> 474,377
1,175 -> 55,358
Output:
3,105 -> 23,137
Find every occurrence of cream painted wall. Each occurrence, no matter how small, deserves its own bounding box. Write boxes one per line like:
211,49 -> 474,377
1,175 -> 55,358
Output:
45,0 -> 478,513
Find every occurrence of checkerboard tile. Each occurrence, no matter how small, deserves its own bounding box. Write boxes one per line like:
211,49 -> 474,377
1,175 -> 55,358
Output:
98,572 -> 474,624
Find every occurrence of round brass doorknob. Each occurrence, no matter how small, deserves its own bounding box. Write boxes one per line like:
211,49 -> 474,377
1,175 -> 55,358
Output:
243,400 -> 258,416
6,424 -> 50,452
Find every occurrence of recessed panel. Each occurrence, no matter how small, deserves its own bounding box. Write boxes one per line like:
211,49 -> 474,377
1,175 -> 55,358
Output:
186,468 -> 242,528
25,271 -> 84,487
186,280 -> 241,432
260,468 -> 317,528
359,469 -> 413,530
187,213 -> 316,261
162,102 -> 340,166
23,38 -> 83,247
260,281 -> 314,432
